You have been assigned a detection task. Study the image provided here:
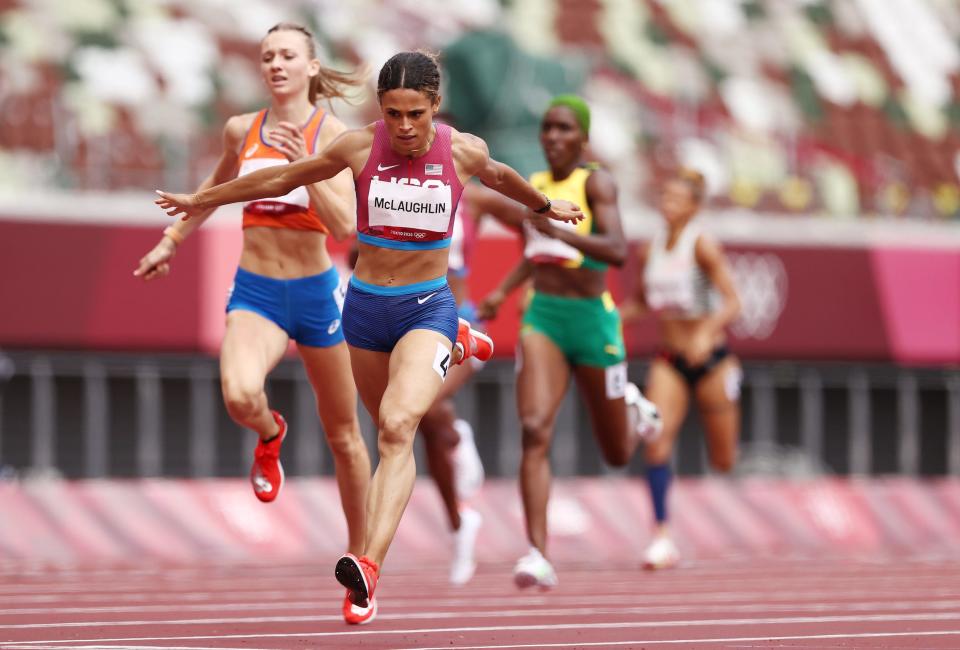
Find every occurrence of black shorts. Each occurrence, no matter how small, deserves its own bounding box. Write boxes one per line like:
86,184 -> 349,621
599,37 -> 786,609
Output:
658,346 -> 730,387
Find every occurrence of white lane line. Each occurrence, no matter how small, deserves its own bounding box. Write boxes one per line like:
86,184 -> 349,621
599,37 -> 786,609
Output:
4,596 -> 960,620
3,583 -> 956,606
6,599 -> 960,630
5,569 -> 950,586
2,572 -> 955,596
8,587 -> 960,609
1,646 -> 248,650
2,558 -> 951,579
398,630 -> 960,650
8,612 -> 960,645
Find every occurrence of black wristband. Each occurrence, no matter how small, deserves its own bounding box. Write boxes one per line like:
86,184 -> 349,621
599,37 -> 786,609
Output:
533,199 -> 552,214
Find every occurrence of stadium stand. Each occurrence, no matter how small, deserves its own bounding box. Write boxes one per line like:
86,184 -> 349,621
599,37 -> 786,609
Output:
0,0 -> 957,219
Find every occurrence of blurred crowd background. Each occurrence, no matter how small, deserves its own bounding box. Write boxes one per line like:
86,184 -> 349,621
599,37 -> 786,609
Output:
2,0 -> 959,219
0,0 -> 958,485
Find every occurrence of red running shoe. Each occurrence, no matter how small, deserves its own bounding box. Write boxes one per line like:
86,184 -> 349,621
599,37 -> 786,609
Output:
335,553 -> 379,608
250,410 -> 287,503
454,318 -> 494,365
342,591 -> 378,625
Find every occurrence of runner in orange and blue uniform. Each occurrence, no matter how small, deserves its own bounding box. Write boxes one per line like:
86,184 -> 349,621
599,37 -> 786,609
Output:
155,51 -> 583,621
135,22 -> 373,624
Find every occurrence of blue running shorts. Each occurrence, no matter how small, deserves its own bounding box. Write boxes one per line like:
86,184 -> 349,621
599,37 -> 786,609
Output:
343,275 -> 458,352
226,266 -> 345,347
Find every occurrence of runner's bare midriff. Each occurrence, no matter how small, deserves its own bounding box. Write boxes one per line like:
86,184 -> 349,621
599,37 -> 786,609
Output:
658,318 -> 726,354
239,227 -> 332,278
533,265 -> 606,298
354,243 -> 449,287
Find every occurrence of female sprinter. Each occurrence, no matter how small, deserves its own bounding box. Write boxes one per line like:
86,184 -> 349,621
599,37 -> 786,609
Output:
344,198 -> 487,586
134,23 -> 373,624
154,52 -> 582,619
477,95 -> 662,589
620,168 -> 742,570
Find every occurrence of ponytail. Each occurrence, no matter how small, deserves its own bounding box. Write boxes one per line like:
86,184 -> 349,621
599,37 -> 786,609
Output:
308,63 -> 365,105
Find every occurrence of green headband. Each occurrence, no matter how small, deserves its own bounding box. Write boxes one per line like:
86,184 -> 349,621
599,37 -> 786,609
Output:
547,94 -> 591,135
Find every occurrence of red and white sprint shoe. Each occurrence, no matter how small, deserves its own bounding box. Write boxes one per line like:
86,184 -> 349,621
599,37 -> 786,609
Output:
455,318 -> 493,365
342,591 -> 378,625
335,553 -> 380,608
250,410 -> 287,503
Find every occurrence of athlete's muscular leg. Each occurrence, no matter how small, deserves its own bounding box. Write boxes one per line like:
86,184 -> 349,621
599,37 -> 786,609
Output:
419,361 -> 475,531
220,311 -> 290,439
643,358 -> 691,466
347,346 -> 391,555
572,364 -> 636,467
695,356 -> 742,473
299,342 -> 371,556
349,329 -> 451,566
517,332 -> 570,556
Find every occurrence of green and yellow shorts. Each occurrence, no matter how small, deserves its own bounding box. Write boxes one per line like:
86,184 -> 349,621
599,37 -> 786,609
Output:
521,291 -> 626,368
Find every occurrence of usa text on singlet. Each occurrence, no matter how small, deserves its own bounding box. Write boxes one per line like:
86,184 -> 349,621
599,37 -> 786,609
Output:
354,121 -> 464,250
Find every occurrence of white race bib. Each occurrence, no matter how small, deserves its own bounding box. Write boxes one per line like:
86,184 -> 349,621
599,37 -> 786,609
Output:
368,178 -> 452,233
239,158 -> 310,209
646,277 -> 695,312
523,220 -> 582,263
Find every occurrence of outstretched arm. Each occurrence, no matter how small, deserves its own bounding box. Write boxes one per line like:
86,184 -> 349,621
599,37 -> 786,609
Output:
155,129 -> 368,220
304,167 -> 356,241
454,132 -> 582,223
463,182 -> 529,231
134,116 -> 245,280
265,118 -> 356,241
526,168 -> 627,266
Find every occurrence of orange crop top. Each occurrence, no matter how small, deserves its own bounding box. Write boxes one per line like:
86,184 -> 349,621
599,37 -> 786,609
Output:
238,108 -> 330,233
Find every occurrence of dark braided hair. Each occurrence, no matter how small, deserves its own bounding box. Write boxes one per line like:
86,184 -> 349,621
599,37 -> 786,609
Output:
376,51 -> 440,102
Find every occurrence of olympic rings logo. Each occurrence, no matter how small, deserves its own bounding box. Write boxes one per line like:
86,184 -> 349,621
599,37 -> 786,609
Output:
727,252 -> 788,340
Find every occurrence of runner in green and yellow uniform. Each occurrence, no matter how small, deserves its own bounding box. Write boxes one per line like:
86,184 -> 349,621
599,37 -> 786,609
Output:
477,95 -> 662,589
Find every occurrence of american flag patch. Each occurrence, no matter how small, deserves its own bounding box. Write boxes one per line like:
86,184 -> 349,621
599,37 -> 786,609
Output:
425,163 -> 443,175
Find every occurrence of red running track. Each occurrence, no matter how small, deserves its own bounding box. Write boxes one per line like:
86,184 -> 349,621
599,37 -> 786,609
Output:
2,557 -> 959,649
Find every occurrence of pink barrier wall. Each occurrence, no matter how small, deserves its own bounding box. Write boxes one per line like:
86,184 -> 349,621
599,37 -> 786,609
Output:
2,220 -> 958,363
1,222 -> 204,350
2,478 -> 958,568
871,249 -> 960,364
